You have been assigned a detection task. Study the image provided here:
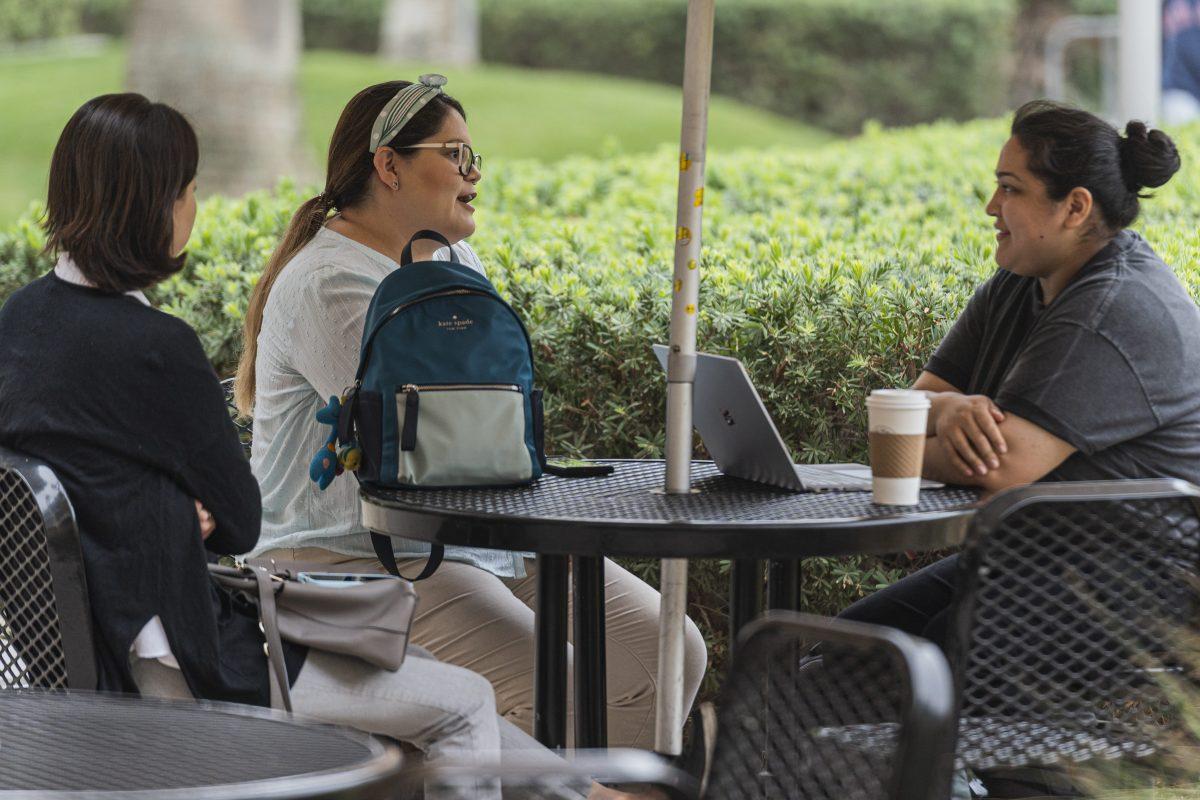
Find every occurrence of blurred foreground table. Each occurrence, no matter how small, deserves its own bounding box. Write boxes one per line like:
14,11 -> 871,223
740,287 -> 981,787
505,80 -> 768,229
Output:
361,459 -> 979,751
0,690 -> 401,798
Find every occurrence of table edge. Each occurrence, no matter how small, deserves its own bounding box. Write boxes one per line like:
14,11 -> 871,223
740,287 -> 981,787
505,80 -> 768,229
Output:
359,490 -> 977,559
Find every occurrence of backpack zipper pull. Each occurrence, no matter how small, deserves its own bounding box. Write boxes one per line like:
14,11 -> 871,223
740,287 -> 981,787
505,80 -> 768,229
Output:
400,385 -> 419,452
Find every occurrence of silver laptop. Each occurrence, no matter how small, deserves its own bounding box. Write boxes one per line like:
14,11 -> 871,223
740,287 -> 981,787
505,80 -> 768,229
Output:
652,345 -> 942,492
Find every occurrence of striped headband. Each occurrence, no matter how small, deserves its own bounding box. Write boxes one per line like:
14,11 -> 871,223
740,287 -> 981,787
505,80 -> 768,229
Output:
369,73 -> 448,153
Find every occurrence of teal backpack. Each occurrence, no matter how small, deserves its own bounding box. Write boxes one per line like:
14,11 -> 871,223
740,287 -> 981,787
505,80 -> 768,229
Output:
337,229 -> 545,487
324,230 -> 545,576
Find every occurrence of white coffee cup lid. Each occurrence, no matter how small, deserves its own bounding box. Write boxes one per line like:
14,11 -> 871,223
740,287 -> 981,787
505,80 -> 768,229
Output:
867,389 -> 930,409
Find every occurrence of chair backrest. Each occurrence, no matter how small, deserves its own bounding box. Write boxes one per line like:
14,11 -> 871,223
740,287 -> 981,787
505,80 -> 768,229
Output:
705,611 -> 957,800
220,377 -> 253,458
950,479 -> 1200,771
0,447 -> 96,690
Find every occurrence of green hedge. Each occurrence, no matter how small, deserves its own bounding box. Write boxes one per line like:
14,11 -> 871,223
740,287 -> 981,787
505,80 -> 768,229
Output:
12,0 -> 382,46
480,0 -> 1017,134
301,0 -> 384,52
6,118 -> 1199,690
5,114 -> 1200,474
0,0 -> 81,43
77,0 -> 127,37
71,0 -> 387,50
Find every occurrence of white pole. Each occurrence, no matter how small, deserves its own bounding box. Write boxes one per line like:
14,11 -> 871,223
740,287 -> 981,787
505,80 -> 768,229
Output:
1117,0 -> 1160,124
657,0 -> 715,757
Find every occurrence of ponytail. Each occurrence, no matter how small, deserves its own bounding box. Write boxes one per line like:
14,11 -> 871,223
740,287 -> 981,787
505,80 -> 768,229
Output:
233,194 -> 333,416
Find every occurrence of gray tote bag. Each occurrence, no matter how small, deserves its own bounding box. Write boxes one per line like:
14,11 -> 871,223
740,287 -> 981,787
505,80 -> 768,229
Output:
208,561 -> 418,711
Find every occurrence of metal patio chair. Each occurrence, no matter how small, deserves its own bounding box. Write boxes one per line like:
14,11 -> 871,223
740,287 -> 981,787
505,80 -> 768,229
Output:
704,611 -> 958,800
951,479 -> 1200,778
0,446 -> 96,690
413,613 -> 957,799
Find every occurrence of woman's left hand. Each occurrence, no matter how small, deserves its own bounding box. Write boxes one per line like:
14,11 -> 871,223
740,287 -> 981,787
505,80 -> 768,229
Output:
194,499 -> 216,540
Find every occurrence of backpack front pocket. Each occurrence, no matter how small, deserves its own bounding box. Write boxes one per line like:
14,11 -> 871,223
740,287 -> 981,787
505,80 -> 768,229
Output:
395,384 -> 533,486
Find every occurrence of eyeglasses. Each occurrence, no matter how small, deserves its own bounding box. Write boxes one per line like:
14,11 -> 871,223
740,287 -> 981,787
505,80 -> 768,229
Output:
392,142 -> 482,178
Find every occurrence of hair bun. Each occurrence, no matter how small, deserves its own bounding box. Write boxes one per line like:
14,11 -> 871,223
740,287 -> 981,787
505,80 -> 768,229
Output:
1119,120 -> 1181,193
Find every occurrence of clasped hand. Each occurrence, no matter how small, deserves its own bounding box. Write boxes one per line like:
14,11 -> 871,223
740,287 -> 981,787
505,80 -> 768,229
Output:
194,499 -> 215,540
932,393 -> 1007,478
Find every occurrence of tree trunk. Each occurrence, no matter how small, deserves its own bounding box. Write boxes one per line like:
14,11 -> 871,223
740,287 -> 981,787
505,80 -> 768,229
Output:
126,0 -> 309,197
379,0 -> 479,67
1010,0 -> 1075,105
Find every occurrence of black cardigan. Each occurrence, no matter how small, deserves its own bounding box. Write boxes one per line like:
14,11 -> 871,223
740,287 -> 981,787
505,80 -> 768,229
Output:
0,272 -> 303,705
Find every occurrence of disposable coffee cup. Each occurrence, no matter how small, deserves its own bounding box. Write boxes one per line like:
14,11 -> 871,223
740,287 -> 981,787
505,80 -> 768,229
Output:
867,389 -> 931,505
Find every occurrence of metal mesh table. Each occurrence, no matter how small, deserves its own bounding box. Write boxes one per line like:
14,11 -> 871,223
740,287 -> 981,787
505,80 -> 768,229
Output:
0,690 -> 401,798
361,460 -> 978,557
361,460 -> 979,750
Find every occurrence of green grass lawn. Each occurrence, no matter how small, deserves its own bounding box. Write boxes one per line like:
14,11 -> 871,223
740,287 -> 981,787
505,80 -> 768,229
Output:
0,46 -> 128,227
0,45 -> 829,226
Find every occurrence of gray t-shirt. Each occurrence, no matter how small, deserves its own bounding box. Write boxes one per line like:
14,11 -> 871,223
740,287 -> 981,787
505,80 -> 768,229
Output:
925,229 -> 1200,484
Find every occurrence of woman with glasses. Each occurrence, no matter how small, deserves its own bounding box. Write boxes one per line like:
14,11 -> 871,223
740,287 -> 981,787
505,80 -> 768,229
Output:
235,76 -> 707,750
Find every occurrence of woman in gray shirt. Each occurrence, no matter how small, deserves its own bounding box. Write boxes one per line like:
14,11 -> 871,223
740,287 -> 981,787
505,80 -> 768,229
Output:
918,102 -> 1198,491
842,100 -> 1195,644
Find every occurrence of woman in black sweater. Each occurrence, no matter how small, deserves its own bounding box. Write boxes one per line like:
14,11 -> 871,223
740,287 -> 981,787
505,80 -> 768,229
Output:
0,93 -> 588,800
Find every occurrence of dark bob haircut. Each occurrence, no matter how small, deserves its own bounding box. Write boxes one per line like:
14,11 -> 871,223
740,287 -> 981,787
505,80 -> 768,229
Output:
43,93 -> 199,293
1011,100 -> 1181,234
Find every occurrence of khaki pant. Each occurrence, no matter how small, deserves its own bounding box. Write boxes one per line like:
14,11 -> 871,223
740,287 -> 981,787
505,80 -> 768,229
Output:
264,547 -> 708,750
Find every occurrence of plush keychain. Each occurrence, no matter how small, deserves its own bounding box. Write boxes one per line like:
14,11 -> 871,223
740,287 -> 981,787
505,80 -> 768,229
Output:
309,395 -> 361,490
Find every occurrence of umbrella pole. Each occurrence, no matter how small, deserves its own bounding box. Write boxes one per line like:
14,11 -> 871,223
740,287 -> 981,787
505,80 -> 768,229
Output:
657,0 -> 715,757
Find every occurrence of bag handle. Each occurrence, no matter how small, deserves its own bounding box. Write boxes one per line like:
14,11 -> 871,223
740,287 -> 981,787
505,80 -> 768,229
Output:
250,566 -> 294,712
400,229 -> 457,266
371,532 -> 443,581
